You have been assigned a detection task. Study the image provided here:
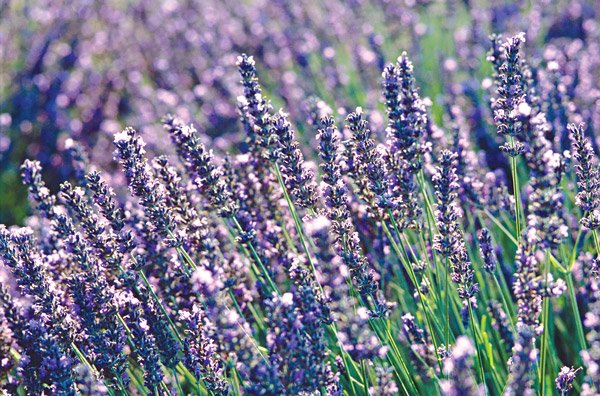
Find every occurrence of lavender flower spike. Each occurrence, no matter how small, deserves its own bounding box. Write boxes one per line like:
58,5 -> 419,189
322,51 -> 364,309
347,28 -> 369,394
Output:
569,122 -> 600,229
236,53 -> 275,157
181,304 -> 230,396
492,32 -> 527,157
478,228 -> 497,274
317,116 -> 390,317
273,109 -> 319,211
113,127 -> 175,237
383,52 -> 429,171
433,151 -> 461,259
555,366 -> 581,396
346,107 -> 395,216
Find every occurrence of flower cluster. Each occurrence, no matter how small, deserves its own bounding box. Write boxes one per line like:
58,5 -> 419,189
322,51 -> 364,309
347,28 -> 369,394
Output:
273,110 -> 319,210
492,33 -> 527,156
504,324 -> 537,396
433,151 -> 479,304
383,52 -> 429,171
345,107 -> 394,217
569,122 -> 600,229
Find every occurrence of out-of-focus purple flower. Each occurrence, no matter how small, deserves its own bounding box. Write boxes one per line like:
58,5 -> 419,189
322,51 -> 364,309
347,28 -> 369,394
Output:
505,324 -> 537,396
336,304 -> 387,362
513,229 -> 544,332
523,116 -> 567,250
440,336 -> 483,396
263,287 -> 336,394
581,295 -> 600,394
369,366 -> 399,396
487,300 -> 513,353
400,313 -> 438,379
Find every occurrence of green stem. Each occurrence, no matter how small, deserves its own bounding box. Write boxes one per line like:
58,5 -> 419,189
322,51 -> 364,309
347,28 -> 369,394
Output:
272,162 -> 369,394
445,257 -> 450,348
566,271 -> 587,353
138,270 -> 183,344
467,303 -> 489,396
493,274 -> 516,335
539,250 -> 551,394
173,368 -> 185,396
231,216 -> 280,295
593,229 -> 600,255
569,228 -> 585,271
508,138 -> 521,238
381,219 -> 443,372
361,360 -> 370,396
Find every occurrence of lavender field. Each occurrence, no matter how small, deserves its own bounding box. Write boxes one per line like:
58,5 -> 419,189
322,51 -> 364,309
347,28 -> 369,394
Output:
1,0 -> 600,395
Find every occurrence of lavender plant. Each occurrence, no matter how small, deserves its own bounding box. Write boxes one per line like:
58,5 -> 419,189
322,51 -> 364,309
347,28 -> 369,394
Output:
3,2 -> 600,395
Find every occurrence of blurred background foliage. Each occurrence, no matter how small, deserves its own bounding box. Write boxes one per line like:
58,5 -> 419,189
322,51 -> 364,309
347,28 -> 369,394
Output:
0,0 -> 595,225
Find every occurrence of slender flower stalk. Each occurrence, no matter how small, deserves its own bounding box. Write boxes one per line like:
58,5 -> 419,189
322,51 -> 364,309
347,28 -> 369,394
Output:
490,32 -> 527,239
317,115 -> 389,317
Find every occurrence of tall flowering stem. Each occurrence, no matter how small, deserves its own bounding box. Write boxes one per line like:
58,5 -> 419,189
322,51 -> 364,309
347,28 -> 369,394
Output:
568,121 -> 600,354
317,115 -> 421,392
432,150 -> 485,387
490,32 -> 527,240
317,115 -> 388,317
433,152 -> 480,335
382,53 -> 427,231
345,108 -> 443,369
